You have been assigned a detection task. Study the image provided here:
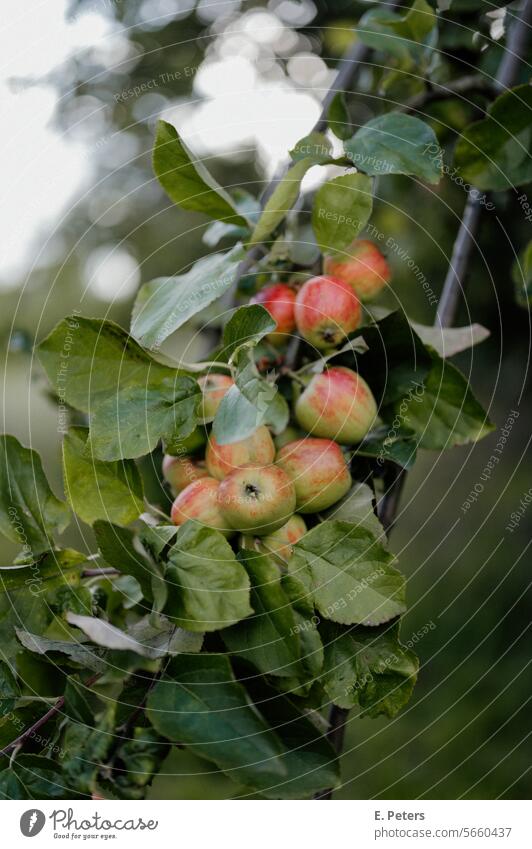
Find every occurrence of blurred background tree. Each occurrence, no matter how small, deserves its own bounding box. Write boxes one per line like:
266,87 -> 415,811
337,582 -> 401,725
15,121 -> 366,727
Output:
1,0 -> 530,798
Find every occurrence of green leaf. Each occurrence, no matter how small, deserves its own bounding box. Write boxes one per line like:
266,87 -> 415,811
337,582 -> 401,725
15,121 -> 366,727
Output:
249,157 -> 316,246
386,349 -> 495,450
62,427 -> 144,526
89,372 -> 199,461
327,92 -> 352,141
0,661 -> 19,714
38,317 -> 200,461
324,481 -> 386,536
146,653 -> 339,798
357,425 -> 418,470
62,704 -> 116,795
454,85 -> 532,191
321,622 -> 418,717
165,522 -> 252,631
289,132 -> 332,164
93,521 -> 164,607
234,347 -> 289,431
0,755 -> 78,800
222,553 -> 303,679
15,629 -> 107,673
357,0 -> 437,61
0,435 -> 69,558
131,244 -> 244,350
312,173 -> 373,254
410,322 -> 490,357
512,240 -> 532,308
66,612 -> 202,659
153,120 -> 248,225
221,304 -> 276,361
345,113 -> 442,184
293,520 -> 406,626
212,384 -> 264,445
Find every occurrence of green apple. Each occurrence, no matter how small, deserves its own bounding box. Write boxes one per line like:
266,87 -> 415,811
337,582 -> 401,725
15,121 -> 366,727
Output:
295,366 -> 377,444
217,463 -> 296,536
276,437 -> 351,513
206,426 -> 275,480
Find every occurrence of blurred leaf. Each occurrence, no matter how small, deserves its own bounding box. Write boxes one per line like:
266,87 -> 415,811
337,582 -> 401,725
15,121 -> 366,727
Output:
357,0 -> 437,61
0,435 -> 69,558
212,384 -> 265,445
222,552 -> 304,679
312,173 -> 373,254
131,244 -> 244,350
147,653 -> 339,798
63,705 -> 116,795
512,239 -> 532,308
293,521 -> 406,626
289,132 -> 332,163
153,120 -> 248,225
66,612 -> 201,659
345,113 -> 442,183
454,85 -> 532,190
321,622 -> 418,716
165,523 -> 252,632
249,157 -> 315,245
410,322 -> 490,357
328,92 -> 352,140
63,427 -> 144,526
386,349 -> 495,449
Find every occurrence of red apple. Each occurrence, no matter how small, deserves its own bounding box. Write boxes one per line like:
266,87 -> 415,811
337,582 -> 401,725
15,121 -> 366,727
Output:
206,426 -> 275,480
162,454 -> 209,494
295,366 -> 377,444
250,283 -> 296,345
217,463 -> 296,535
294,275 -> 361,350
170,477 -> 230,535
324,239 -> 391,301
197,373 -> 234,422
276,437 -> 351,513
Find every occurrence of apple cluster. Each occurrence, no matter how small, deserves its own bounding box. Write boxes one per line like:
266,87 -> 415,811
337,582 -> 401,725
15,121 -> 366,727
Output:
162,238 -> 390,560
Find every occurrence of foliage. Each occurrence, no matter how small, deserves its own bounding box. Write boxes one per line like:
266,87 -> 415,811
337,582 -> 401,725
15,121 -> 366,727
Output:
1,0 -> 525,801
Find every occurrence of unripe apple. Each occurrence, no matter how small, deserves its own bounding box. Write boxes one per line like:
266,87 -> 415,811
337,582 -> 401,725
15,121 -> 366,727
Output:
261,514 -> 307,561
217,463 -> 296,535
197,373 -> 234,422
250,283 -> 296,345
276,437 -> 351,513
162,454 -> 209,494
294,275 -> 361,351
295,366 -> 377,444
323,239 -> 391,301
206,426 -> 275,480
170,477 -> 230,535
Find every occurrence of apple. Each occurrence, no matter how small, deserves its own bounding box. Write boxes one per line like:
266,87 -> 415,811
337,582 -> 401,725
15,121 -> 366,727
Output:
261,514 -> 307,561
217,463 -> 296,535
206,425 -> 275,480
323,239 -> 391,301
276,437 -> 351,513
295,366 -> 377,444
250,283 -> 296,345
170,477 -> 230,535
162,454 -> 209,494
294,275 -> 361,351
197,373 -> 234,422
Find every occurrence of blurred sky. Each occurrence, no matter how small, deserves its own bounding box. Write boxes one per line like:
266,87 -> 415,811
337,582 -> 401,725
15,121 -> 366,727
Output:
0,0 -> 331,294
